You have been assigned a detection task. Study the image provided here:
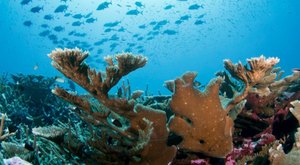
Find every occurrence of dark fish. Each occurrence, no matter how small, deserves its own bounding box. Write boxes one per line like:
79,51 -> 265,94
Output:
84,12 -> 93,18
39,30 -> 51,37
20,0 -> 31,5
104,28 -> 113,32
96,1 -> 112,10
54,5 -> 68,13
180,15 -> 191,21
64,13 -> 71,17
110,34 -> 119,41
163,29 -> 177,35
117,27 -> 125,32
30,6 -> 43,13
72,14 -> 84,19
74,32 -> 87,37
94,38 -> 108,46
112,118 -> 122,127
149,21 -> 156,25
23,21 -> 32,26
188,4 -> 203,10
137,37 -> 143,41
40,24 -> 49,28
138,24 -> 146,29
85,18 -> 97,23
126,9 -> 142,15
194,20 -> 205,25
135,1 -> 144,8
72,21 -> 83,26
54,26 -> 64,32
104,21 -> 120,27
48,34 -> 58,41
164,5 -> 174,10
44,14 -> 53,20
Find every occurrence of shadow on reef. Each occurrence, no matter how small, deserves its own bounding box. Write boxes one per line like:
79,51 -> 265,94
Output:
0,48 -> 299,165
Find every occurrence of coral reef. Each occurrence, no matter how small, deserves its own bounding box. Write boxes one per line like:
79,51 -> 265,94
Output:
0,50 -> 299,165
48,48 -> 176,164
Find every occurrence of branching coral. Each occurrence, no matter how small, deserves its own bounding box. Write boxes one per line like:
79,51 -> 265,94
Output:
48,48 -> 176,164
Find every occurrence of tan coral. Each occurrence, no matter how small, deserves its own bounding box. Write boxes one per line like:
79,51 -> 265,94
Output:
48,48 -> 176,164
169,72 -> 234,158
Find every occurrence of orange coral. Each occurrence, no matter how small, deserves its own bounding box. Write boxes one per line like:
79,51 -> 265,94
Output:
168,72 -> 234,158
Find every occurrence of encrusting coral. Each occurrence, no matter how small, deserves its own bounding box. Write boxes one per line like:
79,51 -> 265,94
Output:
48,48 -> 176,164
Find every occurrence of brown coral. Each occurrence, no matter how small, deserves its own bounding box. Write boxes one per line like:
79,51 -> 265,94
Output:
48,48 -> 176,164
168,72 -> 234,158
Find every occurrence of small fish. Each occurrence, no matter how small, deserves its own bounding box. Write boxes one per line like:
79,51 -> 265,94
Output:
194,20 -> 205,25
41,24 -> 49,28
33,64 -> 39,70
30,6 -> 43,13
72,14 -> 84,19
135,1 -> 144,8
54,26 -> 64,32
164,5 -> 174,10
96,1 -> 112,10
55,76 -> 65,83
84,12 -> 93,18
188,4 -> 203,10
48,34 -> 58,41
64,13 -> 72,17
104,21 -> 120,27
44,14 -> 54,20
72,21 -> 83,26
163,29 -> 177,35
23,20 -> 32,27
54,5 -> 68,13
39,30 -> 51,37
20,0 -> 32,5
126,9 -> 142,15
138,24 -> 146,29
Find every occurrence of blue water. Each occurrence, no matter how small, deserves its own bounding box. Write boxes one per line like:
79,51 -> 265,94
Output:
1,0 -> 299,95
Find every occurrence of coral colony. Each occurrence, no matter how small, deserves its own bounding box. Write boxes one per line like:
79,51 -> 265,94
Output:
0,48 -> 300,165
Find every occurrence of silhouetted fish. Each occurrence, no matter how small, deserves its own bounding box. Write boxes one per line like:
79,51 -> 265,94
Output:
164,5 -> 174,10
73,14 -> 84,19
118,27 -> 126,32
84,12 -> 93,18
30,6 -> 43,13
188,4 -> 203,10
48,34 -> 58,41
54,26 -> 64,32
44,14 -> 53,20
40,24 -> 49,28
39,30 -> 51,37
138,24 -> 146,29
72,21 -> 83,26
135,1 -> 144,8
104,21 -> 120,27
163,29 -> 177,35
126,9 -> 142,15
96,1 -> 112,10
194,20 -> 205,25
20,0 -> 31,5
23,21 -> 32,26
54,5 -> 68,13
